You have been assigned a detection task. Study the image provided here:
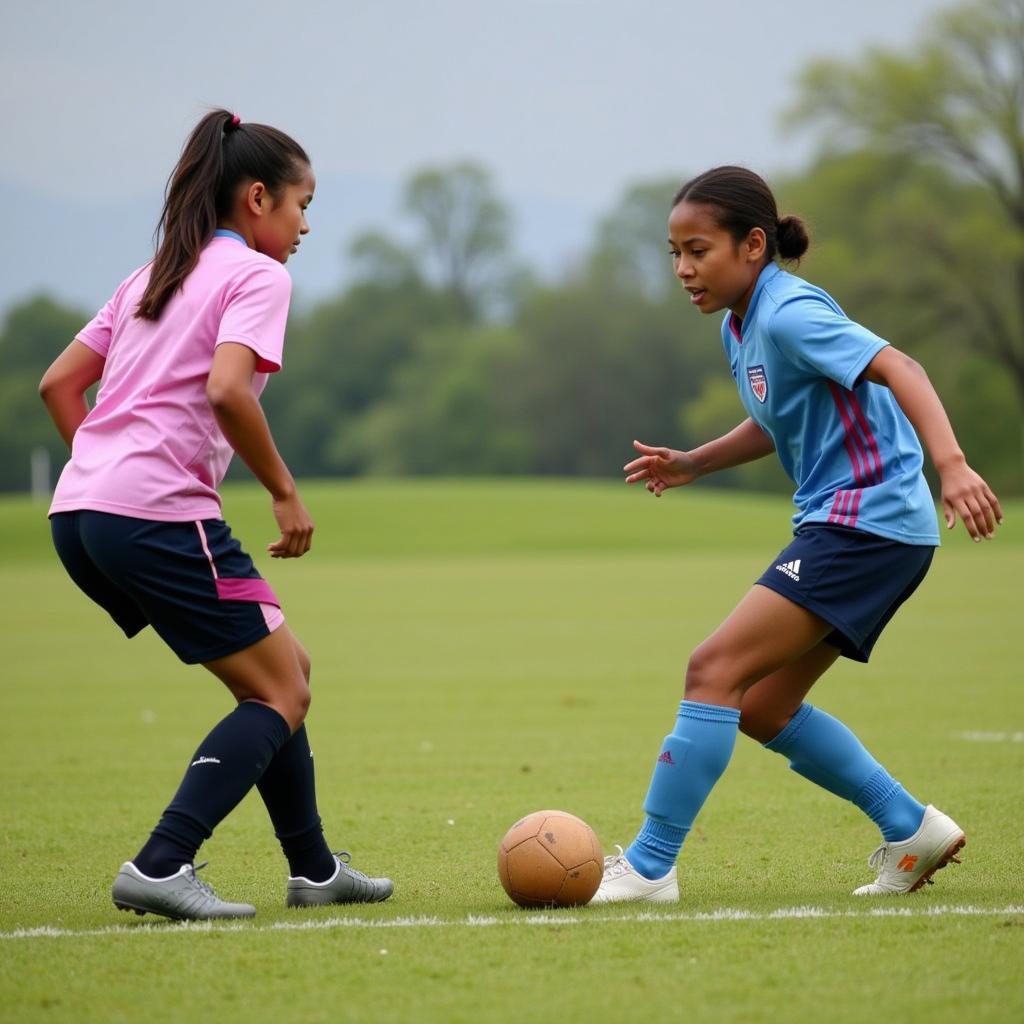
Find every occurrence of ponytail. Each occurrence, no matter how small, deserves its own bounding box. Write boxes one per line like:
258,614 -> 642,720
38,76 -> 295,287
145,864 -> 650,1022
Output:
776,214 -> 809,262
673,166 -> 809,265
136,108 -> 310,320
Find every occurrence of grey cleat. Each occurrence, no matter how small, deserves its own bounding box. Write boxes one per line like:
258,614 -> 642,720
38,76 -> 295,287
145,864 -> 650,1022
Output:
112,861 -> 256,921
286,851 -> 394,907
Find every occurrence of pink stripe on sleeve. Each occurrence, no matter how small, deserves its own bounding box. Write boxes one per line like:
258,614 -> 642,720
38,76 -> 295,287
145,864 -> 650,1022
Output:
828,490 -> 846,524
846,488 -> 863,527
827,488 -> 863,528
847,393 -> 884,484
827,382 -> 870,486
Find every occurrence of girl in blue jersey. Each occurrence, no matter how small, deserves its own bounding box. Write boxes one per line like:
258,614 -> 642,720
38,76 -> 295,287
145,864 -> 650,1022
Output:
594,166 -> 1002,903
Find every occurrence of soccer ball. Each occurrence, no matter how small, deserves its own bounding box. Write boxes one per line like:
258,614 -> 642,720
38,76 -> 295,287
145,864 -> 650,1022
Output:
497,809 -> 603,908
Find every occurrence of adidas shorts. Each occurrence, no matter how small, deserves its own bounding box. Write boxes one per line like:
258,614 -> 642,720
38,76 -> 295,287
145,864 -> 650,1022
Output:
755,524 -> 934,663
51,511 -> 284,664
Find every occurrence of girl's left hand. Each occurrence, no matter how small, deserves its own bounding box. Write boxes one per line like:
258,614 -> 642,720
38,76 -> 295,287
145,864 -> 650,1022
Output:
939,461 -> 1003,540
268,491 -> 315,557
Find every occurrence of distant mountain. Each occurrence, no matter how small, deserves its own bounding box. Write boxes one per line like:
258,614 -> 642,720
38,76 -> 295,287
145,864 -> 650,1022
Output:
0,174 -> 596,318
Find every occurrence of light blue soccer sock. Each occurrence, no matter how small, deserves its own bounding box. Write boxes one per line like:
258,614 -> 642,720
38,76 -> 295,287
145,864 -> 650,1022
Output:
625,701 -> 741,880
764,703 -> 926,842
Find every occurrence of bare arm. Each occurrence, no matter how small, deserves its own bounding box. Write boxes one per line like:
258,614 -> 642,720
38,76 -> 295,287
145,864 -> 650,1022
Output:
207,342 -> 314,558
687,418 -> 777,476
624,418 -> 775,496
861,346 -> 1002,539
39,340 -> 106,448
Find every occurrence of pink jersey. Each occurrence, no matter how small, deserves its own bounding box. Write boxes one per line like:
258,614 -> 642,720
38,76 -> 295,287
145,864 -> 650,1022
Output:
49,235 -> 292,521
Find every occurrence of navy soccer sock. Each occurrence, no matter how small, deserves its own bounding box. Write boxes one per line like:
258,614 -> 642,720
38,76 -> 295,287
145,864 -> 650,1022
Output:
626,700 -> 740,880
256,724 -> 336,882
763,703 -> 926,842
133,701 -> 292,877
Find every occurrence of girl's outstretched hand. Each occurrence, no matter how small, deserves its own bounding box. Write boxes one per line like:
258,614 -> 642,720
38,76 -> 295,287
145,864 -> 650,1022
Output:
939,460 -> 1003,541
268,491 -> 315,558
623,440 -> 701,496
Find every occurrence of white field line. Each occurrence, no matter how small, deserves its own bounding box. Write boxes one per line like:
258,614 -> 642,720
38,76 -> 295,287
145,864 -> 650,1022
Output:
2,904 -> 1021,941
953,731 -> 1024,743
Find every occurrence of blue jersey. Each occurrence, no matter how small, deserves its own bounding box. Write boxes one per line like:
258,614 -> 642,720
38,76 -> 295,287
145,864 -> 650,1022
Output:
721,263 -> 939,545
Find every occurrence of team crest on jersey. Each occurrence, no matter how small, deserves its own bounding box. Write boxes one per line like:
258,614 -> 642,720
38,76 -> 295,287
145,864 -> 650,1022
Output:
747,364 -> 768,403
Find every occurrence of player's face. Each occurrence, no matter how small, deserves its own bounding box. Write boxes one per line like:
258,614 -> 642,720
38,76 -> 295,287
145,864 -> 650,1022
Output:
668,201 -> 765,318
254,163 -> 316,264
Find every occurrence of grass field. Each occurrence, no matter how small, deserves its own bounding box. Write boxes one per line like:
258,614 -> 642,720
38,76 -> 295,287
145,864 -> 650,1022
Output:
1,480 -> 1021,1024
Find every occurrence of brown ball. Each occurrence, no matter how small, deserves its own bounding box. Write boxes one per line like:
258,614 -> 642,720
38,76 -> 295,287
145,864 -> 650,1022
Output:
497,809 -> 603,908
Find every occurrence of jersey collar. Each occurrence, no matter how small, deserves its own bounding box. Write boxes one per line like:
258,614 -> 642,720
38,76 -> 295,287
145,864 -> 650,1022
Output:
730,262 -> 782,340
213,228 -> 248,246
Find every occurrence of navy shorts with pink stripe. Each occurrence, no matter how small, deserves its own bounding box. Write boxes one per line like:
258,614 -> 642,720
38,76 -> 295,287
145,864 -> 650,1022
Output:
51,511 -> 284,663
755,524 -> 934,663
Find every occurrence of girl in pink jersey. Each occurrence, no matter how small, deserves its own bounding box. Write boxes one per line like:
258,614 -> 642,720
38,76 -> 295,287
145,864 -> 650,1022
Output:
40,109 -> 392,920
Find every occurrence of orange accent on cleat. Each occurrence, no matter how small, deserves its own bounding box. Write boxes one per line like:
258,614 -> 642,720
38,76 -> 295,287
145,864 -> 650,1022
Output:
907,836 -> 966,893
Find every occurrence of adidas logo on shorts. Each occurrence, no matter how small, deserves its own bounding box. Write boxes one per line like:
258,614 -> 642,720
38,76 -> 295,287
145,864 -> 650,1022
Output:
775,559 -> 801,581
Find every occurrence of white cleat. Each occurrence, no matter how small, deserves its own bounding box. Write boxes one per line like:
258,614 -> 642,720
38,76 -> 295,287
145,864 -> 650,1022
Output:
852,805 -> 966,896
589,845 -> 679,904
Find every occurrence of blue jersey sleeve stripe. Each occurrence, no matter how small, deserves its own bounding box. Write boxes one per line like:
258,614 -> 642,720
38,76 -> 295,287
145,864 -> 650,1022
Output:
828,491 -> 843,524
828,383 -> 876,486
847,489 -> 863,527
828,383 -> 885,486
846,392 -> 885,484
827,489 -> 863,528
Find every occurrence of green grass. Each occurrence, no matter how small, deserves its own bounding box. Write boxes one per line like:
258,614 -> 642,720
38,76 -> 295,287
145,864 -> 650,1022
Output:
1,480 -> 1021,1023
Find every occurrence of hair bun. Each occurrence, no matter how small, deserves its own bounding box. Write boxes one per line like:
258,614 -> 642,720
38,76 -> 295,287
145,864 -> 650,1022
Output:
776,214 -> 809,262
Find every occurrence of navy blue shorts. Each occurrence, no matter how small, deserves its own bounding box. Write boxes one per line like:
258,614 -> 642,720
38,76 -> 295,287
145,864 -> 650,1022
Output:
755,524 -> 934,663
51,511 -> 284,664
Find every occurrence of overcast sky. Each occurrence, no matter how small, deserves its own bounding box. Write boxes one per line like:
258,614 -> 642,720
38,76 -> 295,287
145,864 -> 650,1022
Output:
2,0 -> 954,312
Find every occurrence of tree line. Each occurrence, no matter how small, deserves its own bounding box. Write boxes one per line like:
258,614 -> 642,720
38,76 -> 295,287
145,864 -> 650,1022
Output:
2,0 -> 1020,496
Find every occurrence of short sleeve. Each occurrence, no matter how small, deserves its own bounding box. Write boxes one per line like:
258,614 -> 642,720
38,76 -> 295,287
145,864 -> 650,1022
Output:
76,264 -> 150,358
76,295 -> 119,358
768,295 -> 888,391
217,262 -> 292,373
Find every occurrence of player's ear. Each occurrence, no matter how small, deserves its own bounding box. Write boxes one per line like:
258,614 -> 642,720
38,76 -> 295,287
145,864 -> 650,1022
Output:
745,227 -> 767,263
246,181 -> 268,216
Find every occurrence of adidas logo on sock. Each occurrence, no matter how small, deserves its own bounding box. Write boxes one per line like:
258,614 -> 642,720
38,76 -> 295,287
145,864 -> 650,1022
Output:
658,750 -> 676,765
775,558 -> 801,581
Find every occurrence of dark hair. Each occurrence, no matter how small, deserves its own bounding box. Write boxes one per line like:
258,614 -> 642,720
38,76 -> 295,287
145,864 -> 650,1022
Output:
136,109 -> 310,320
672,165 -> 809,264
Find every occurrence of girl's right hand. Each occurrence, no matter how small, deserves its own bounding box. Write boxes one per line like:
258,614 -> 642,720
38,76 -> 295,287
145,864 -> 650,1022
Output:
623,440 -> 701,496
268,492 -> 314,558
938,460 -> 1003,541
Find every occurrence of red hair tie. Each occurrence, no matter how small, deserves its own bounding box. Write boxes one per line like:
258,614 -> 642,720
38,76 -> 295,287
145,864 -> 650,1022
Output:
231,114 -> 241,127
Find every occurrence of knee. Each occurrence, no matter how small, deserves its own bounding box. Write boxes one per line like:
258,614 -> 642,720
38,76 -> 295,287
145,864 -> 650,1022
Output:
684,640 -> 743,706
292,679 -> 312,724
737,696 -> 791,744
276,675 -> 311,732
738,709 -> 782,744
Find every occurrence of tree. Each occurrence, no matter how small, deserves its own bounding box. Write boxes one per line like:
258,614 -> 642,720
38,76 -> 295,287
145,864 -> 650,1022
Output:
511,276 -> 718,476
403,162 -> 514,320
588,178 -> 685,301
778,151 -> 1022,495
260,274 -> 464,477
0,295 -> 88,493
786,0 -> 1024,404
339,324 -> 532,475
